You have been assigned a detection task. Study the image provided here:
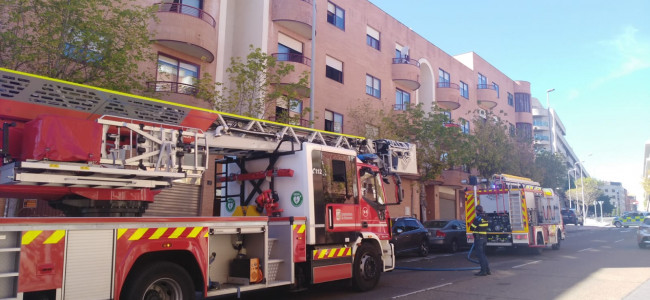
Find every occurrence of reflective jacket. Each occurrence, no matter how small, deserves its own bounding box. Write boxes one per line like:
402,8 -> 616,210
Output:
471,214 -> 489,238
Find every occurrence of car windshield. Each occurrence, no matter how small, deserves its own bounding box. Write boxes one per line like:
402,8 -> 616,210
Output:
424,221 -> 449,228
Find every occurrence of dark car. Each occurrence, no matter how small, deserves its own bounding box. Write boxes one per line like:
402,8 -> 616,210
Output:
423,219 -> 469,253
561,209 -> 584,226
391,217 -> 430,257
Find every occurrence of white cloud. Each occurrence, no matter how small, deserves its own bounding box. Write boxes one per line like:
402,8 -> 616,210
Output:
593,26 -> 650,86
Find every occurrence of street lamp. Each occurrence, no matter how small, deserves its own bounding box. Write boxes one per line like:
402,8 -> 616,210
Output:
546,88 -> 556,154
575,161 -> 586,219
567,168 -> 574,209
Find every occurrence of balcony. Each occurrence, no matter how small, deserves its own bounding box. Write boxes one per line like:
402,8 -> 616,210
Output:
270,53 -> 311,98
267,116 -> 311,127
393,103 -> 412,111
271,0 -> 313,39
391,58 -> 421,91
476,84 -> 497,109
435,82 -> 461,110
151,3 -> 217,62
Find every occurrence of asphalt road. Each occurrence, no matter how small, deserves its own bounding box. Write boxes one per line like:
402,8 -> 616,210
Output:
223,223 -> 650,300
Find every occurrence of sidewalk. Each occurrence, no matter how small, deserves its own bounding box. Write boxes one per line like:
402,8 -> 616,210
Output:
583,217 -> 614,227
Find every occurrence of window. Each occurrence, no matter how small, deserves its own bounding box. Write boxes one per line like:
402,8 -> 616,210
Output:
460,81 -> 469,99
515,93 -> 531,112
508,92 -> 514,106
366,74 -> 381,98
516,123 -> 532,140
169,0 -> 203,17
438,69 -> 450,87
395,89 -> 410,110
366,26 -> 380,50
493,82 -> 499,98
478,73 -> 487,88
156,54 -> 199,95
325,55 -> 343,83
325,110 -> 343,133
277,33 -> 303,63
459,118 -> 470,134
441,111 -> 452,124
395,44 -> 410,63
327,2 -> 345,30
509,123 -> 516,136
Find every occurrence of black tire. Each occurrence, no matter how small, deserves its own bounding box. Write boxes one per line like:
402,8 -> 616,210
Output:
120,261 -> 194,300
615,221 -> 622,228
551,230 -> 561,250
447,239 -> 459,253
418,240 -> 429,257
352,243 -> 382,292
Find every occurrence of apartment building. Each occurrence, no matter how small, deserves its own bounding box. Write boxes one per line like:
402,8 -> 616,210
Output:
127,0 -> 545,221
531,97 -> 586,173
600,182 -> 629,215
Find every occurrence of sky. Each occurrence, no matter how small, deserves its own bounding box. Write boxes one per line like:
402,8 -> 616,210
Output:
369,0 -> 650,203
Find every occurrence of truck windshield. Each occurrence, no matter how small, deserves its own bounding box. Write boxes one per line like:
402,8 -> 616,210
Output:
360,172 -> 385,205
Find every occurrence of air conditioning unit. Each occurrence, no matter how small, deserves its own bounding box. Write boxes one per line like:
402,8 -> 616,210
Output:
478,109 -> 487,119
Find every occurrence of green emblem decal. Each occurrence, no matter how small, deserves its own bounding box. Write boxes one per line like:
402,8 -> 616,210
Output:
291,191 -> 303,207
225,198 -> 236,213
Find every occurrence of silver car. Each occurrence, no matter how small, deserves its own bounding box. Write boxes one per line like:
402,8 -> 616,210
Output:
637,218 -> 650,249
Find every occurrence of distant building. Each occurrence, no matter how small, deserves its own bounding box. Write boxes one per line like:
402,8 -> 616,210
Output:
600,181 -> 628,214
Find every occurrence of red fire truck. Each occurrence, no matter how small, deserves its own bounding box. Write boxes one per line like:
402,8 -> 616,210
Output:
0,68 -> 418,299
465,174 -> 565,253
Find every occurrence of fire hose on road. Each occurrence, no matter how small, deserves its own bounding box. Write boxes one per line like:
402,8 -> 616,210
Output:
394,243 -> 481,271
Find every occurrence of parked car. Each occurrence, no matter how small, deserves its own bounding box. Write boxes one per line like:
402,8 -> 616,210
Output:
561,209 -> 584,226
637,217 -> 650,248
423,219 -> 469,253
390,217 -> 430,257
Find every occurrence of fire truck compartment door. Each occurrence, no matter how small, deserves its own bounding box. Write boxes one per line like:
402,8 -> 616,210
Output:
64,230 -> 114,299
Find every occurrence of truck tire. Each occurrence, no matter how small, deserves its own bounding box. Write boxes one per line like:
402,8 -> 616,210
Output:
121,261 -> 194,300
352,243 -> 382,292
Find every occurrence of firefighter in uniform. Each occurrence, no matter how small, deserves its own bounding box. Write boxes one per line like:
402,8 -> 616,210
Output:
471,205 -> 491,276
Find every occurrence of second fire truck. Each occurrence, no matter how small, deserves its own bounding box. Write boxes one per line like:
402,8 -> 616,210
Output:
465,174 -> 565,253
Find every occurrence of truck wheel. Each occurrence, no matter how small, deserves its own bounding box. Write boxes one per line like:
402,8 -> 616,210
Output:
352,243 -> 382,292
551,230 -> 561,250
121,262 -> 194,300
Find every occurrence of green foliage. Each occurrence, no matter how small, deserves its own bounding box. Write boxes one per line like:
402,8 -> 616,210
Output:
203,45 -> 310,123
596,195 -> 615,215
0,0 -> 157,92
532,151 -> 568,189
469,111 -> 519,177
567,177 -> 603,209
642,177 -> 650,210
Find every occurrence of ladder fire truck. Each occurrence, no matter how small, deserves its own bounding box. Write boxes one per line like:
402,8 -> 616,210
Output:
0,68 -> 418,299
465,174 -> 565,254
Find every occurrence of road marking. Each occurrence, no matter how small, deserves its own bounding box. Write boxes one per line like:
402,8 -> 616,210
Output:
392,283 -> 452,299
614,239 -> 624,243
512,260 -> 541,269
577,247 -> 593,252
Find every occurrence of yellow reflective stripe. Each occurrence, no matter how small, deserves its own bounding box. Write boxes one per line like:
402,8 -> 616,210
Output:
346,248 -> 352,256
318,250 -> 327,259
204,231 -> 209,238
169,227 -> 185,239
297,225 -> 305,234
149,228 -> 167,240
129,228 -> 148,240
44,230 -> 65,244
22,231 -> 42,245
117,228 -> 127,239
328,249 -> 336,258
188,227 -> 202,238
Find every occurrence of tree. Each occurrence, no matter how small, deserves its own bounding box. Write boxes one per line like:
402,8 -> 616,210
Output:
533,151 -> 568,190
202,46 -> 310,123
642,177 -> 650,211
596,195 -> 615,216
568,177 -> 603,215
0,0 -> 156,92
469,111 -> 518,178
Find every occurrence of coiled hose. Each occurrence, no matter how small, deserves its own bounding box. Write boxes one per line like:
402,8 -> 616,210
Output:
394,243 -> 480,271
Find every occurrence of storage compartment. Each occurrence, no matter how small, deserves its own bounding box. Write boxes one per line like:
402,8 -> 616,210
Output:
21,114 -> 102,163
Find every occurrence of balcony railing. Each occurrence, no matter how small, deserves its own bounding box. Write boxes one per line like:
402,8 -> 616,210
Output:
147,81 -> 198,96
392,57 -> 420,67
156,3 -> 216,27
437,82 -> 460,89
477,83 -> 496,90
271,53 -> 311,66
267,116 -> 311,127
393,103 -> 411,111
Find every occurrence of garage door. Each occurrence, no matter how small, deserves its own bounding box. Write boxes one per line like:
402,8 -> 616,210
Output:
145,183 -> 201,216
439,186 -> 456,219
